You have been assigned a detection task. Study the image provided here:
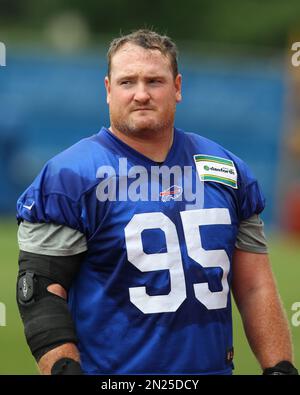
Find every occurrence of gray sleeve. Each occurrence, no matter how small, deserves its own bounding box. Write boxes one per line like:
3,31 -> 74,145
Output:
18,221 -> 88,256
235,214 -> 268,254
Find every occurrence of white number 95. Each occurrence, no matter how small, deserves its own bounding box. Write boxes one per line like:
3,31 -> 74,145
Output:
125,208 -> 231,314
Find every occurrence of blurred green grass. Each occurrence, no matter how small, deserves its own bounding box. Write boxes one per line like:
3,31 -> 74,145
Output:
0,218 -> 299,375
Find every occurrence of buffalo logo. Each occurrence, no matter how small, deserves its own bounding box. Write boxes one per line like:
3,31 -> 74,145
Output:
160,185 -> 183,202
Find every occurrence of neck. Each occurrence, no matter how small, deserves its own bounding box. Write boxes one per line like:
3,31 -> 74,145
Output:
109,126 -> 174,162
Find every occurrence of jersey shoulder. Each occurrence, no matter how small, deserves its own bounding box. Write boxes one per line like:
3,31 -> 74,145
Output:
181,130 -> 265,219
16,132 -> 110,231
36,131 -> 114,200
183,130 -> 257,188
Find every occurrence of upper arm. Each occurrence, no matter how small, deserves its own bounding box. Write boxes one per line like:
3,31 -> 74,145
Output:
233,212 -> 274,307
235,214 -> 268,254
18,220 -> 88,256
232,249 -> 276,308
17,221 -> 87,294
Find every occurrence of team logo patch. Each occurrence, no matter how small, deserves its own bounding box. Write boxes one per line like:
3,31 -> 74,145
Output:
160,185 -> 183,202
194,154 -> 238,189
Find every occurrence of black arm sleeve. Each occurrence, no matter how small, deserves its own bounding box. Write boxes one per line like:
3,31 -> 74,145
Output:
16,250 -> 85,361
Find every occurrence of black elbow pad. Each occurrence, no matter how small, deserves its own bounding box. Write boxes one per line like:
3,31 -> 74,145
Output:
17,250 -> 85,361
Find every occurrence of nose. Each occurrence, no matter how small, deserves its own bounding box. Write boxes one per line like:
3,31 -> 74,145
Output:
133,82 -> 150,103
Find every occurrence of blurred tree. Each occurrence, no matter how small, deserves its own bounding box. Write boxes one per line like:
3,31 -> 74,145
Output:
0,0 -> 300,48
0,0 -> 25,22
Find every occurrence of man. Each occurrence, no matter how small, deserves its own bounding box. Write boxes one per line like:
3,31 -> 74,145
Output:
16,29 -> 297,375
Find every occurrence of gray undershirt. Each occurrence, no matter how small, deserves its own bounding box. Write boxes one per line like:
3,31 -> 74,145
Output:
235,214 -> 268,254
18,221 -> 88,256
18,213 -> 268,257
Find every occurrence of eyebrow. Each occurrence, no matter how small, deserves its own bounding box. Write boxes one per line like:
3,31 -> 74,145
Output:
116,74 -> 167,82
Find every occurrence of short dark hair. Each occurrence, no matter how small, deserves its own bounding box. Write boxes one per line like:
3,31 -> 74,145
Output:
107,29 -> 179,79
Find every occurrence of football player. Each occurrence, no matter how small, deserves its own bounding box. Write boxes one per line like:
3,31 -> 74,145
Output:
16,29 -> 297,375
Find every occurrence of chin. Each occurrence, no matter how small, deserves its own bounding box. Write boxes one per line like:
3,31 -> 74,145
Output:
113,116 -> 170,135
130,118 -> 157,131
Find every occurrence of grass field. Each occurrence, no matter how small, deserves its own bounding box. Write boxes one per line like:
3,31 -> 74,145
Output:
0,218 -> 299,375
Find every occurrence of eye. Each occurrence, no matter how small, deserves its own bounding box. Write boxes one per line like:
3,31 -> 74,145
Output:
149,79 -> 161,84
120,80 -> 132,86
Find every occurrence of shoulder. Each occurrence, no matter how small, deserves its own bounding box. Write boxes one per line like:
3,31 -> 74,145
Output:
180,129 -> 265,218
17,134 -> 103,230
38,132 -> 110,200
47,133 -> 104,175
181,129 -> 257,187
182,129 -> 243,165
16,130 -> 113,231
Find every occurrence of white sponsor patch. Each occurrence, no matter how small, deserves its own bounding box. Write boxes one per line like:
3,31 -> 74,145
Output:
194,154 -> 238,189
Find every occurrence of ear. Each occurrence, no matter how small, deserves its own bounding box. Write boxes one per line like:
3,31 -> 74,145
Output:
104,76 -> 110,104
175,73 -> 182,103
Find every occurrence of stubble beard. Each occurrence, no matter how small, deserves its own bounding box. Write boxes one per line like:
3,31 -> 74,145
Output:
111,109 -> 176,139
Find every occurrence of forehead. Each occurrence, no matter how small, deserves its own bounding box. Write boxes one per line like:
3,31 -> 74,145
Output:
110,43 -> 173,77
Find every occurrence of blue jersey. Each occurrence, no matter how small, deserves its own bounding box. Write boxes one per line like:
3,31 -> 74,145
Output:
16,127 -> 265,375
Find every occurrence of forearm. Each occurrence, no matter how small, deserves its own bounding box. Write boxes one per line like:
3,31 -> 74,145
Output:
37,284 -> 81,374
233,248 -> 293,369
38,343 -> 81,375
238,284 -> 293,369
17,250 -> 84,374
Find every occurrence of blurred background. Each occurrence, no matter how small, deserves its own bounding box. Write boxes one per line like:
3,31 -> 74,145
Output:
0,0 -> 300,375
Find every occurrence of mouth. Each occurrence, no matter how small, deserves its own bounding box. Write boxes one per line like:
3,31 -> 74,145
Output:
132,108 -> 154,112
